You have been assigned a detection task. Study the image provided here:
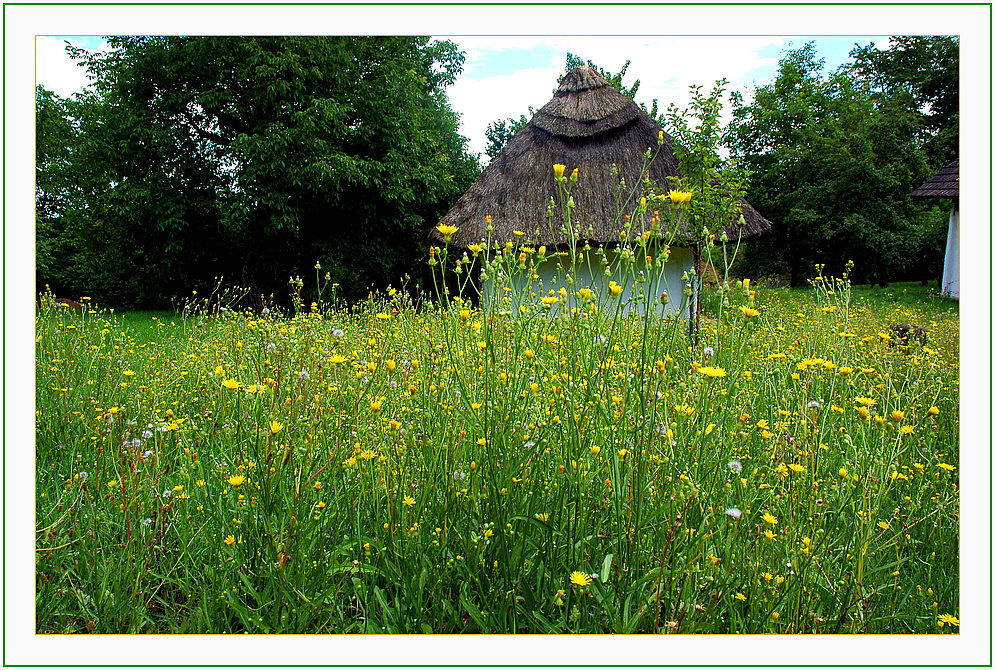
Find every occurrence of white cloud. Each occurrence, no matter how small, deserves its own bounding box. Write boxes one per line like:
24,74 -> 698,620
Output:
446,64 -> 562,158
35,36 -> 105,97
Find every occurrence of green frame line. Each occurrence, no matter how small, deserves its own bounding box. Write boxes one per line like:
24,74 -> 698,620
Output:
8,8 -> 988,667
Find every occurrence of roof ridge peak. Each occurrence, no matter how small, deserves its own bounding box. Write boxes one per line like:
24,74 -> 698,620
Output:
557,66 -> 610,93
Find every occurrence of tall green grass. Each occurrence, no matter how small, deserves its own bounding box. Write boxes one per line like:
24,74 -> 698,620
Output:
35,243 -> 959,633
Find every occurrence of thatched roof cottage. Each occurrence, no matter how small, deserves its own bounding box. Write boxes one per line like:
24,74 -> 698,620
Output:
432,66 -> 772,316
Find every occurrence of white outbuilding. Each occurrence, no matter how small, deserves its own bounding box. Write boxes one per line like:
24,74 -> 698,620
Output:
910,159 -> 959,300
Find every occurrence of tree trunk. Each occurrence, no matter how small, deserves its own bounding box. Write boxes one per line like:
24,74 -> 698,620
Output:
242,260 -> 264,311
689,245 -> 701,349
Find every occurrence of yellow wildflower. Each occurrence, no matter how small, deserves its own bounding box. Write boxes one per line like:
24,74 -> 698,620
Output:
436,224 -> 458,237
569,571 -> 591,587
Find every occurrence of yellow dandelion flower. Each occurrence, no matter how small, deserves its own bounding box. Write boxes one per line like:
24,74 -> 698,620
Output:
403,495 -> 416,507
762,513 -> 778,525
227,474 -> 245,487
569,571 -> 591,587
938,613 -> 960,627
667,189 -> 692,204
269,420 -> 283,434
224,535 -> 235,546
698,366 -> 727,379
436,224 -> 458,237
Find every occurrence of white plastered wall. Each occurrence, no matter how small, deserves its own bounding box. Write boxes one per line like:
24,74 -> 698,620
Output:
483,245 -> 695,317
942,206 -> 959,300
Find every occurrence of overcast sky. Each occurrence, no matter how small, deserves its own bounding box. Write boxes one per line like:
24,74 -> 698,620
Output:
36,34 -> 886,159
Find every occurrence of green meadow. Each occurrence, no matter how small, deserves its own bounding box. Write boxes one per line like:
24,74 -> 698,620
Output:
35,262 -> 959,633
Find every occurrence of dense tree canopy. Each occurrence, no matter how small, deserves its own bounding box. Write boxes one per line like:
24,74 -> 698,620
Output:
36,36 -> 479,308
849,36 -> 959,167
724,42 -> 953,286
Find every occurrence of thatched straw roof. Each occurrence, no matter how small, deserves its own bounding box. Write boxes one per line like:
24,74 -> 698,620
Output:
432,66 -> 772,249
910,159 -> 959,199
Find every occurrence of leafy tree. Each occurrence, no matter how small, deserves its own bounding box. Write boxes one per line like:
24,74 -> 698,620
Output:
665,79 -> 746,238
37,36 -> 479,308
725,43 -> 931,286
849,36 -> 959,167
484,112 -> 529,160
